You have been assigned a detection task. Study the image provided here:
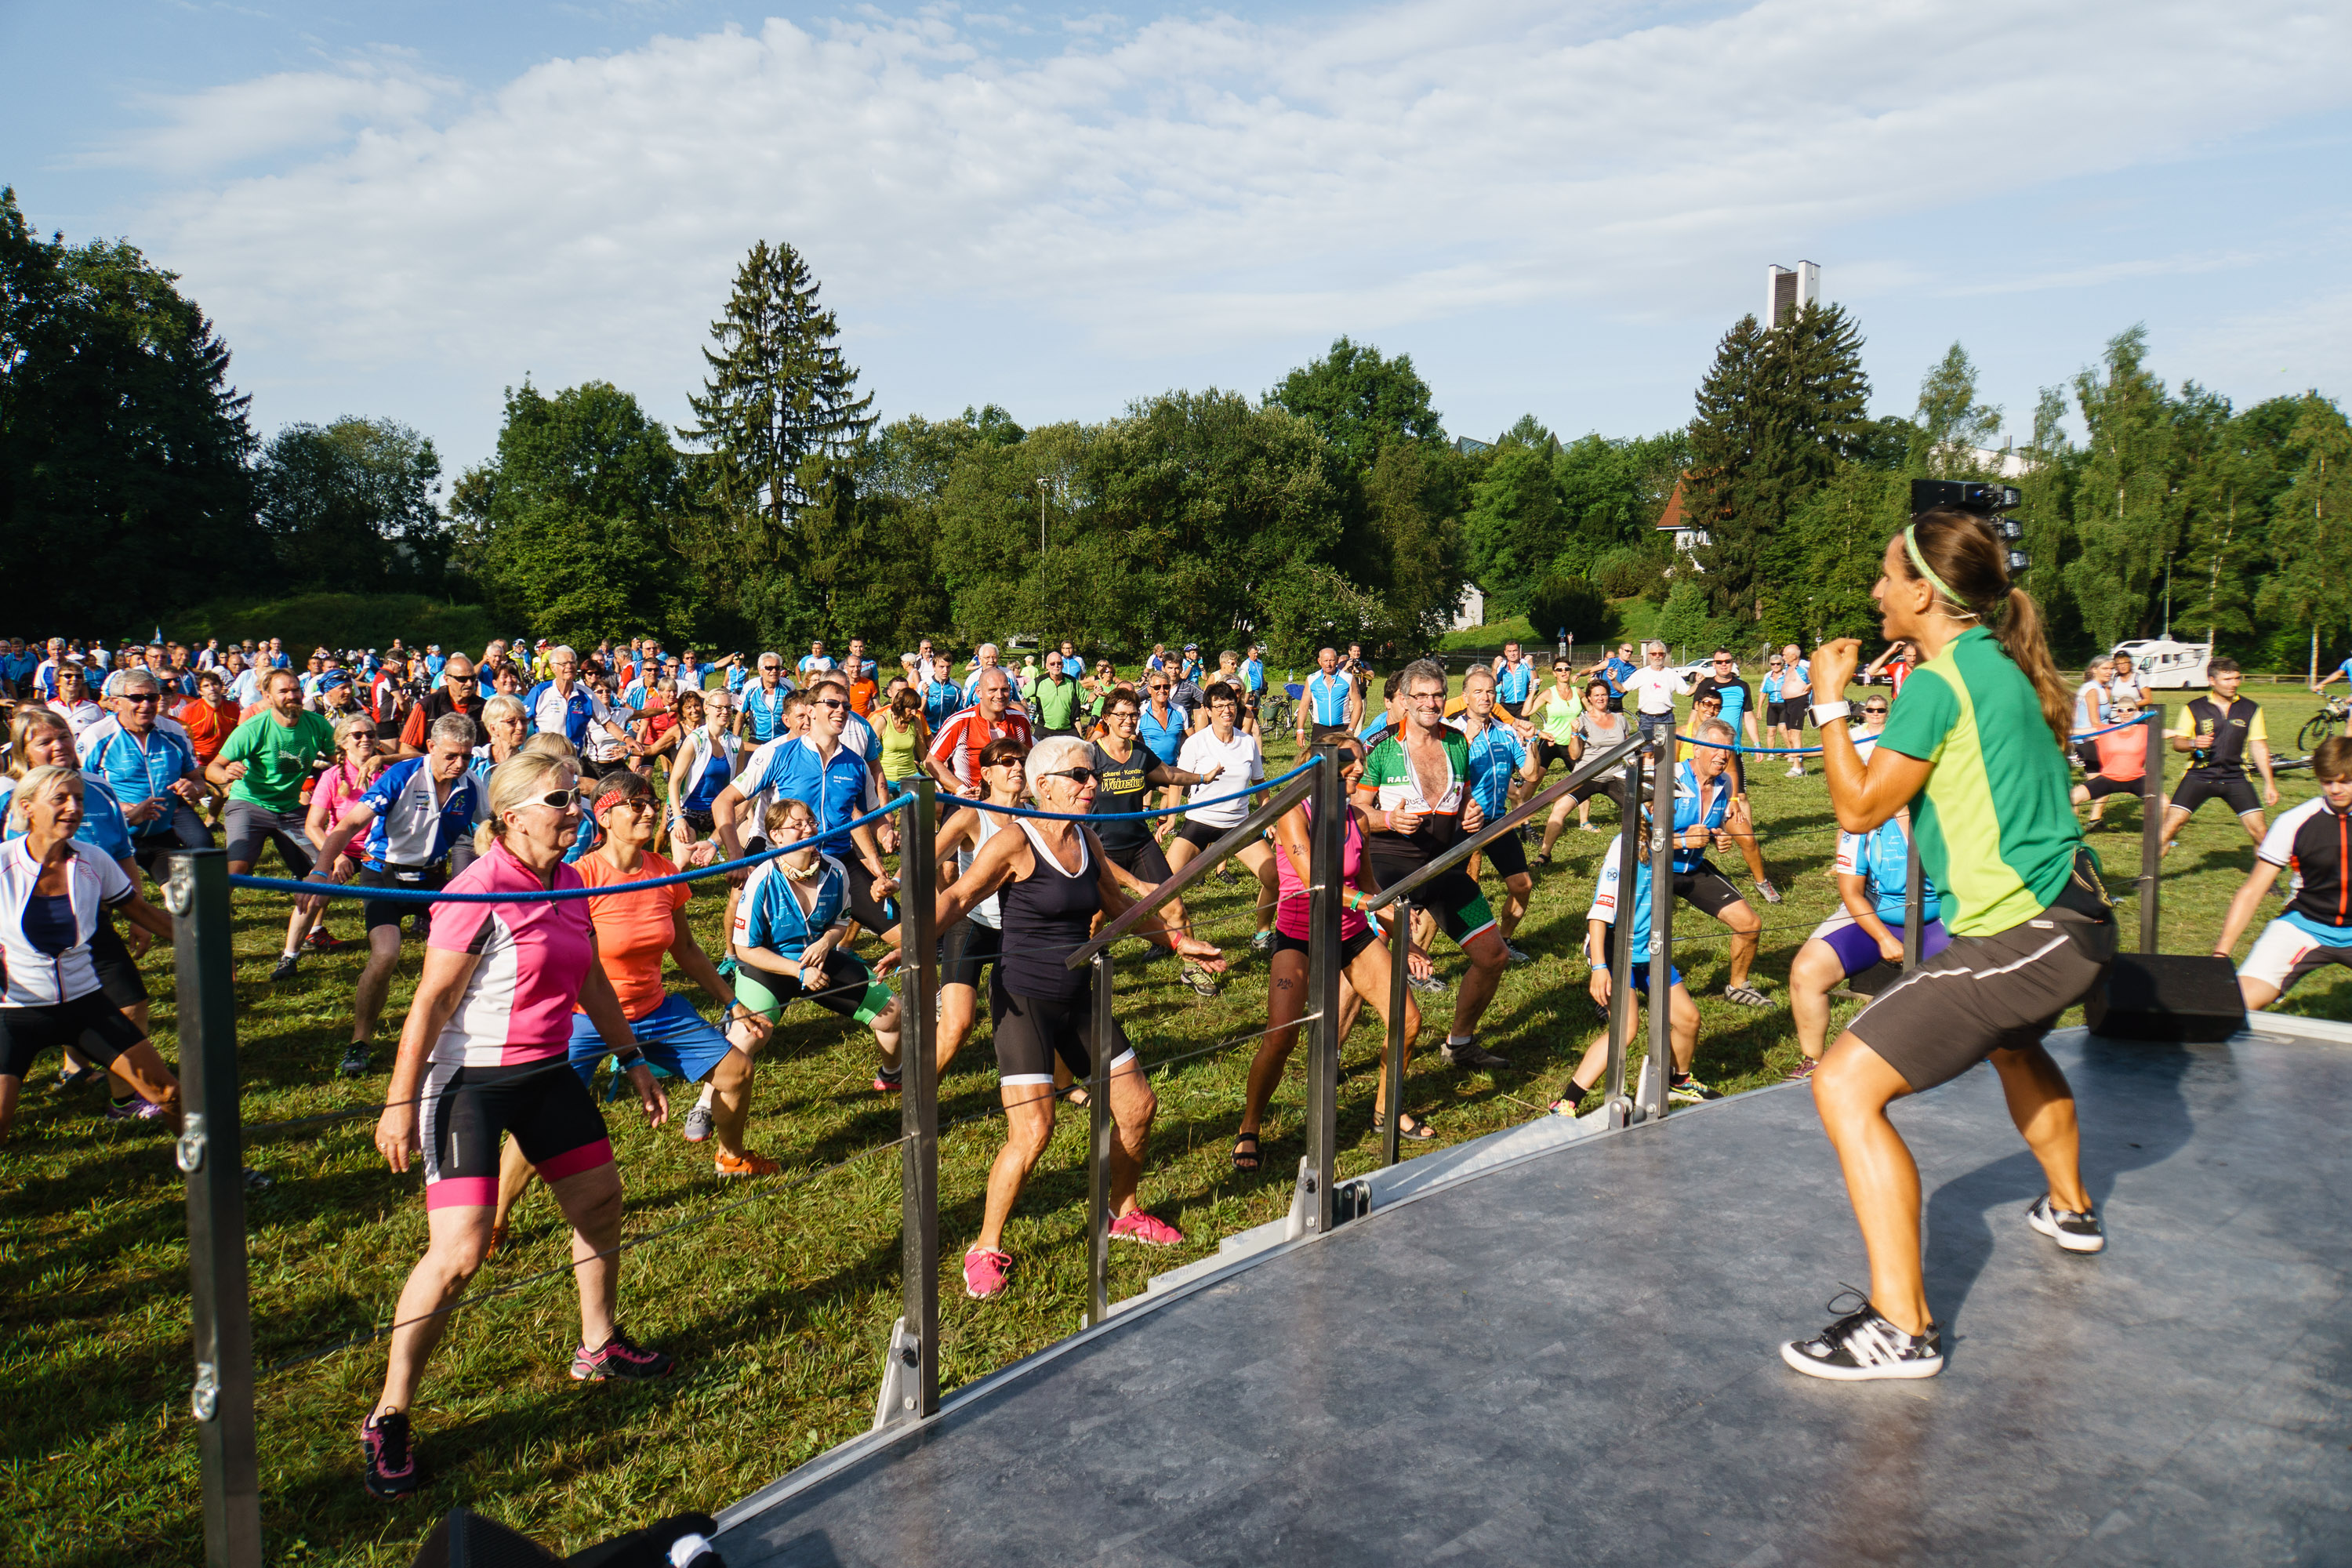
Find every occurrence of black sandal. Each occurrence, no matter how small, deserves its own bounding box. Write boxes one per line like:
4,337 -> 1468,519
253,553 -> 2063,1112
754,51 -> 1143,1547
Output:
1232,1131 -> 1261,1171
1371,1112 -> 1436,1142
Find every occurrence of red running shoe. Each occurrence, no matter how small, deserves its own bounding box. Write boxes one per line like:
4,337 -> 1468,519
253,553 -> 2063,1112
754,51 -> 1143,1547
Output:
361,1410 -> 419,1499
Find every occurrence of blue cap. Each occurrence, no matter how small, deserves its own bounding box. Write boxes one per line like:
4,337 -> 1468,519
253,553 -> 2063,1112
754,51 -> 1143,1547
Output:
318,670 -> 353,691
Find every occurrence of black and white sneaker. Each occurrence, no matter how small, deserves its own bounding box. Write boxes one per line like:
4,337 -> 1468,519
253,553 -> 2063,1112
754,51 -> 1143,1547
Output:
1780,1290 -> 1944,1381
1442,1040 -> 1509,1070
2025,1194 -> 2106,1254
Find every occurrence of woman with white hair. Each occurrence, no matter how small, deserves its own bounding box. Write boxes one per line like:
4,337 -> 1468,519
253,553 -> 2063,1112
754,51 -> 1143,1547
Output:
359,749 -> 672,1501
0,766 -> 181,1142
931,734 -> 1227,1300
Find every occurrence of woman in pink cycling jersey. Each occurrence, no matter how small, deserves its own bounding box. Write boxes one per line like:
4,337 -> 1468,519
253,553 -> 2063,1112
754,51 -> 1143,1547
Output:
359,750 -> 672,1501
1233,736 -> 1431,1171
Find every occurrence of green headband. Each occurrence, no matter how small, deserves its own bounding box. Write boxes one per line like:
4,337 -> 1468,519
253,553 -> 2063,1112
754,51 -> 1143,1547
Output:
1904,524 -> 1982,622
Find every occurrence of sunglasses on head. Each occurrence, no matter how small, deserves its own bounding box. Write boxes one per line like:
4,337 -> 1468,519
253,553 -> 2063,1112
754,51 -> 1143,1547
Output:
1039,767 -> 1098,786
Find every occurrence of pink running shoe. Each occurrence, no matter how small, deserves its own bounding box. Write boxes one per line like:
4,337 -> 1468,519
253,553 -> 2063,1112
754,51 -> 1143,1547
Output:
568,1330 -> 674,1381
1109,1210 -> 1184,1247
963,1247 -> 1012,1299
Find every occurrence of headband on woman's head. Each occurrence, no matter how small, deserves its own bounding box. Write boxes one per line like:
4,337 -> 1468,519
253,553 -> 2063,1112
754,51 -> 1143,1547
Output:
593,786 -> 636,818
1903,524 -> 1984,622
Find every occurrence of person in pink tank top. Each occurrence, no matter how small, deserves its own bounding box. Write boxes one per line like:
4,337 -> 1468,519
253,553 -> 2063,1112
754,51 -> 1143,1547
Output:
1236,737 -> 1435,1172
354,750 -> 676,1503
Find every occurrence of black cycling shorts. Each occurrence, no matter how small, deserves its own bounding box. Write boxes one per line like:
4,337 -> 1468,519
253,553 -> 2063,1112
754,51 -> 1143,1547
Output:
1174,818 -> 1233,853
1367,851 -> 1496,947
1271,926 -> 1381,967
419,1057 -> 611,1210
938,918 -> 1003,991
735,949 -> 882,1022
357,863 -> 444,933
1480,830 -> 1530,881
2082,775 -> 2143,801
1672,862 -> 1748,920
1104,836 -> 1174,887
89,918 -> 148,1008
0,992 -> 147,1080
2172,770 -> 2261,818
988,971 -> 1134,1087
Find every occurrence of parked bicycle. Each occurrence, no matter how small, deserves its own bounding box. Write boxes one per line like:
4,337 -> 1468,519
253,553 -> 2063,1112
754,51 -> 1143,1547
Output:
2298,694 -> 2347,753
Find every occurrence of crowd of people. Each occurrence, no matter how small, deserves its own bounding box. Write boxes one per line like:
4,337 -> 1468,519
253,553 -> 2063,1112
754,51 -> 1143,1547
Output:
6,568 -> 2348,1492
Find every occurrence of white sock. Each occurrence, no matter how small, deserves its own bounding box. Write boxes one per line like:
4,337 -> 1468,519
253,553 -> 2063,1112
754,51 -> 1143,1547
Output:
1446,1034 -> 1472,1047
281,949 -> 299,960
695,1083 -> 716,1112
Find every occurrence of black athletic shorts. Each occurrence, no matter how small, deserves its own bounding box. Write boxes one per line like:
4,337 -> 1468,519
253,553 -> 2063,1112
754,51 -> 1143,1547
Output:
1367,852 -> 1496,946
1104,836 -> 1174,887
1671,861 -> 1748,919
1849,905 -> 2115,1092
1532,738 -> 1570,774
1481,830 -> 1530,881
89,918 -> 148,1008
2074,739 -> 2103,772
1272,926 -> 1381,967
938,918 -> 1003,990
676,808 -> 715,837
832,858 -> 898,934
1174,818 -> 1232,853
0,991 -> 147,1080
988,971 -> 1134,1087
357,863 -> 444,933
1498,699 -> 1526,720
419,1056 -> 611,1210
2172,770 -> 2261,818
2082,775 -> 2143,801
1310,723 -> 1354,747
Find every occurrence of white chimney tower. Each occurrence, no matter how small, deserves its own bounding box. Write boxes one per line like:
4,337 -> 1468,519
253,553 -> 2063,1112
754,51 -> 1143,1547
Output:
1766,261 -> 1821,327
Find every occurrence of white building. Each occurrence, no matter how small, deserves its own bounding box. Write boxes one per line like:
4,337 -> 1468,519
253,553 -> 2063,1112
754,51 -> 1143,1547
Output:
1452,583 -> 1488,631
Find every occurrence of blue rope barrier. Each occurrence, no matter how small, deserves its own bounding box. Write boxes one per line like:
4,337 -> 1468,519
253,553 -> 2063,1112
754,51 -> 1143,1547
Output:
1673,717 -> 2145,757
227,793 -> 911,904
956,757 -> 1317,822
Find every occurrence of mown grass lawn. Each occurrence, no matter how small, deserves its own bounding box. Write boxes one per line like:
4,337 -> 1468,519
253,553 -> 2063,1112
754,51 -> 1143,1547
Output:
5,684 -> 2346,1565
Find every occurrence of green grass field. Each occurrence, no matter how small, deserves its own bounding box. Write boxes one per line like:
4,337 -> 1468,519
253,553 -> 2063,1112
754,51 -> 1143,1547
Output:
6,684 -> 2349,1565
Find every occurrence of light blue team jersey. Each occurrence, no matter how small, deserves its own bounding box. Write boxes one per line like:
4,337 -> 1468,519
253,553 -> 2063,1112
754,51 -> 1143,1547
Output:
1670,760 -> 1734,873
1306,670 -> 1352,726
0,774 -> 136,862
735,855 -> 850,960
734,735 -> 876,857
77,719 -> 197,839
1240,657 -> 1265,695
1835,817 -> 1941,927
1495,659 -> 1534,705
740,682 -> 793,746
1453,718 -> 1528,819
354,757 -> 481,870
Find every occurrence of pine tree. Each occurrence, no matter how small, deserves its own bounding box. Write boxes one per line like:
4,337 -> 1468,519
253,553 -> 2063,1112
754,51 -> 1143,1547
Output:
685,241 -> 876,530
1688,303 -> 1871,636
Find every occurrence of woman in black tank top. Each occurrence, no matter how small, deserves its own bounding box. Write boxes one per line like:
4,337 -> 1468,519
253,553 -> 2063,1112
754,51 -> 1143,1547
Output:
931,736 -> 1228,1300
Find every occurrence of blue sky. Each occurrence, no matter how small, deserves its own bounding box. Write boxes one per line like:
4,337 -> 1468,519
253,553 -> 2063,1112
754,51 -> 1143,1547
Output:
6,2 -> 2349,479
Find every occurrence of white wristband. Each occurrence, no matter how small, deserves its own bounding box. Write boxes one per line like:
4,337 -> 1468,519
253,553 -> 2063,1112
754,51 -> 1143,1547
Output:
1812,701 -> 1852,725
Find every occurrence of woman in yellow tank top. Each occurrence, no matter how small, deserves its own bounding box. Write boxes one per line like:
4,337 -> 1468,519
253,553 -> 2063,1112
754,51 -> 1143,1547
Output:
877,681 -> 929,789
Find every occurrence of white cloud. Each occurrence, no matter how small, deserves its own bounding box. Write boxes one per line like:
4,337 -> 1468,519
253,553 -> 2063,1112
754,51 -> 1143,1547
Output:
91,59 -> 459,172
127,0 -> 2352,455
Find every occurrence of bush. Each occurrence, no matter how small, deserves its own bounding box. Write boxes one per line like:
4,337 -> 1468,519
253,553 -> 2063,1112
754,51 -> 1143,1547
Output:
1650,580 -> 1717,657
1526,574 -> 1613,646
162,593 -> 501,657
1593,546 -> 1665,601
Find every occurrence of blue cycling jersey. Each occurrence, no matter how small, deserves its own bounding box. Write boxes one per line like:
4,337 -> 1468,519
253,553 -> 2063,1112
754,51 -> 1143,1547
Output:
1453,717 -> 1527,819
354,757 -> 481,870
1495,659 -> 1534,705
1671,760 -> 1733,873
1307,670 -> 1353,725
77,720 -> 196,840
737,855 -> 850,959
1835,817 -> 1941,926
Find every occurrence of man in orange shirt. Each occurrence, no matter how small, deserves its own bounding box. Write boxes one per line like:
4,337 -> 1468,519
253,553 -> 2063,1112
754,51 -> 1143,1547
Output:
176,669 -> 244,825
844,636 -> 880,716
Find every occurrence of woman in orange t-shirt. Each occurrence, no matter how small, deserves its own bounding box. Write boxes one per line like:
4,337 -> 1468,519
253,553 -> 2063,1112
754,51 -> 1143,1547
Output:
487,771 -> 775,1247
2070,697 -> 2147,830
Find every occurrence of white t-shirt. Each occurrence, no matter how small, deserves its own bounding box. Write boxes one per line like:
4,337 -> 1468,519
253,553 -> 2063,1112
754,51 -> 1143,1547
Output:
1177,726 -> 1265,829
1621,666 -> 1690,716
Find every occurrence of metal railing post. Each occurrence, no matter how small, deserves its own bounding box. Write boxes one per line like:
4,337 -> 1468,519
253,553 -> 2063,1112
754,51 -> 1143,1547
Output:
1902,822 -> 1923,971
2140,704 -> 2164,953
1641,746 -> 1675,1122
1381,896 -> 1410,1168
168,849 -> 263,1568
1303,745 -> 1342,1234
1088,949 -> 1115,1325
891,782 -> 940,1421
1604,750 -> 1642,1116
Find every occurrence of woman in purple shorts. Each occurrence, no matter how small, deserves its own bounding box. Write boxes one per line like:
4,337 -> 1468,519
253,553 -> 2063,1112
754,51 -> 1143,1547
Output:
1785,811 -> 1947,1080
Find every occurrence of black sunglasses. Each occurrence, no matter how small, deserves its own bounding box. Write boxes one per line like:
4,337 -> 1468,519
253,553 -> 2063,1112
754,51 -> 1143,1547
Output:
1039,767 -> 1099,786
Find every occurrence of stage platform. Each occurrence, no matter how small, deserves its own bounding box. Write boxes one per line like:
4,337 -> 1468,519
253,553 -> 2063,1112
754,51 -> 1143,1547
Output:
716,1021 -> 2352,1566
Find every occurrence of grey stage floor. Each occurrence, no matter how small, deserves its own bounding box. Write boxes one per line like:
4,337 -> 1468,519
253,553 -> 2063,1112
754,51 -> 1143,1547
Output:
718,1029 -> 2352,1566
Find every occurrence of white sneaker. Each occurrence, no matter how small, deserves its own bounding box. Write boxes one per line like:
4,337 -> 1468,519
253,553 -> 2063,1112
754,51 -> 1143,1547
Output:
1784,764 -> 1805,778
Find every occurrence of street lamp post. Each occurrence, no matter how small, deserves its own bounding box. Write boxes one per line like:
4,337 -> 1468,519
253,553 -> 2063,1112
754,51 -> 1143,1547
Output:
1037,477 -> 1049,554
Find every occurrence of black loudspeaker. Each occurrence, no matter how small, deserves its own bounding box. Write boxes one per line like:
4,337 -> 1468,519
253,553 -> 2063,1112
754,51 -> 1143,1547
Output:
2084,954 -> 2246,1043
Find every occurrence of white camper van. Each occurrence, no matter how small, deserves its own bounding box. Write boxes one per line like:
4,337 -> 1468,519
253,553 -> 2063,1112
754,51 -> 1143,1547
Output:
2112,639 -> 2212,691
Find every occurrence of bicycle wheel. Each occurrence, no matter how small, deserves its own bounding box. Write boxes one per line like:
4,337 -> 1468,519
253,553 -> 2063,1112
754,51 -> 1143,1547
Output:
2297,712 -> 2339,753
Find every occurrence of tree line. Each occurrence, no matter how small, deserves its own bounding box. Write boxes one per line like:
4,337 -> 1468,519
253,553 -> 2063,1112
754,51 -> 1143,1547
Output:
5,180 -> 2345,666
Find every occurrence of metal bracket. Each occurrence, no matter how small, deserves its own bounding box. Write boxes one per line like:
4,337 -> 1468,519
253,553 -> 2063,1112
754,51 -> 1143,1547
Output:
163,858 -> 198,917
869,1318 -> 922,1431
191,1361 -> 220,1423
176,1112 -> 208,1174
